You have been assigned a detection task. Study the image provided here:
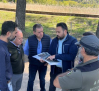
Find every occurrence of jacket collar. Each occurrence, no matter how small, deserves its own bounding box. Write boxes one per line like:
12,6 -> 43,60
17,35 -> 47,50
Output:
77,58 -> 98,67
0,39 -> 7,46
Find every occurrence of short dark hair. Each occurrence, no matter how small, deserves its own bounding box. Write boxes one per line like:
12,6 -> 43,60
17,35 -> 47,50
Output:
33,24 -> 42,32
1,21 -> 18,35
56,22 -> 68,32
83,32 -> 94,36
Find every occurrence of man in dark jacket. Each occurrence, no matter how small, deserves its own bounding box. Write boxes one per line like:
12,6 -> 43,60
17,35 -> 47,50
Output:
47,22 -> 78,91
24,24 -> 51,91
54,35 -> 99,91
8,29 -> 24,91
0,21 -> 18,91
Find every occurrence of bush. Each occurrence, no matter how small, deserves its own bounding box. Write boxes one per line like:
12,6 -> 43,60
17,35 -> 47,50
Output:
26,0 -> 33,3
46,0 -> 57,5
2,0 -> 8,3
62,1 -> 79,7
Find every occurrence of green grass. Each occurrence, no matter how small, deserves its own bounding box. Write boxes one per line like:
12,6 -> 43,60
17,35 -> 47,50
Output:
0,10 -> 99,39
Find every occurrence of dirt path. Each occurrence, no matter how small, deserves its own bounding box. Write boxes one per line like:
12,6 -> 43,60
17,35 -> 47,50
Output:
0,2 -> 99,17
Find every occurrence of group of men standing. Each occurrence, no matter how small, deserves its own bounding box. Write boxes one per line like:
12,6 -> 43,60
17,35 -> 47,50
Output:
0,21 -> 99,91
23,22 -> 78,91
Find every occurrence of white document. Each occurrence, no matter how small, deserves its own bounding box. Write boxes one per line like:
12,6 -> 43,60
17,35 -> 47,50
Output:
33,52 -> 59,65
8,82 -> 13,91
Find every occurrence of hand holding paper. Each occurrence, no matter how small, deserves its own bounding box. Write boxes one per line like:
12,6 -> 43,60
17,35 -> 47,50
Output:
47,55 -> 55,60
39,59 -> 45,63
33,52 -> 59,65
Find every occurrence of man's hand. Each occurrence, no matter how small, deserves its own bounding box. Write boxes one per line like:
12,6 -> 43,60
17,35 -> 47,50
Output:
44,63 -> 48,66
47,55 -> 55,60
39,59 -> 45,63
39,59 -> 48,66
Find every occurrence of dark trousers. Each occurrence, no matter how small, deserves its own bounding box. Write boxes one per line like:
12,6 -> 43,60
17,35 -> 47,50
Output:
27,64 -> 47,91
49,66 -> 62,91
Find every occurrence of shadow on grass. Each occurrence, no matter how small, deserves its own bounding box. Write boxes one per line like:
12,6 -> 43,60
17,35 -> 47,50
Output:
43,25 -> 56,38
24,21 -> 56,38
24,25 -> 56,38
26,14 -> 50,24
25,15 -> 98,39
69,17 -> 98,39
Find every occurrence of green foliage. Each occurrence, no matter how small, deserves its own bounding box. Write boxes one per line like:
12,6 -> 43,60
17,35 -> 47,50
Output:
46,0 -> 57,5
0,0 -> 99,8
27,0 -> 99,8
62,1 -> 79,6
2,0 -> 7,3
0,10 -> 98,39
26,0 -> 33,3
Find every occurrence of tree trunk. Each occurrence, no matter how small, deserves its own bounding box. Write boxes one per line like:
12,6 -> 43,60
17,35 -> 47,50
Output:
96,21 -> 99,38
16,0 -> 26,31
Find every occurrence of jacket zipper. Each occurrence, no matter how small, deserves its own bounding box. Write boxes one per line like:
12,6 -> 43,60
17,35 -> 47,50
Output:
62,38 -> 68,73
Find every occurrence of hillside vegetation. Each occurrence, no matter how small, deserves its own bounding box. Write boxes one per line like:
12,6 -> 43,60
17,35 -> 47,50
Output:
1,0 -> 99,8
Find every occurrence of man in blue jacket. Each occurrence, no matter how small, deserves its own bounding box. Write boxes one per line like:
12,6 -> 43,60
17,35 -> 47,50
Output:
0,21 -> 18,91
48,22 -> 78,91
24,24 -> 51,91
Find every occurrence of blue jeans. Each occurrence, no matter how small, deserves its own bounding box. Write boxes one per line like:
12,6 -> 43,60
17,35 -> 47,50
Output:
27,64 -> 47,91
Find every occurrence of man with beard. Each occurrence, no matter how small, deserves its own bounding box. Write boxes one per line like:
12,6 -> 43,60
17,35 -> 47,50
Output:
76,32 -> 95,64
24,24 -> 51,91
53,35 -> 99,91
47,22 -> 78,91
0,21 -> 18,91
